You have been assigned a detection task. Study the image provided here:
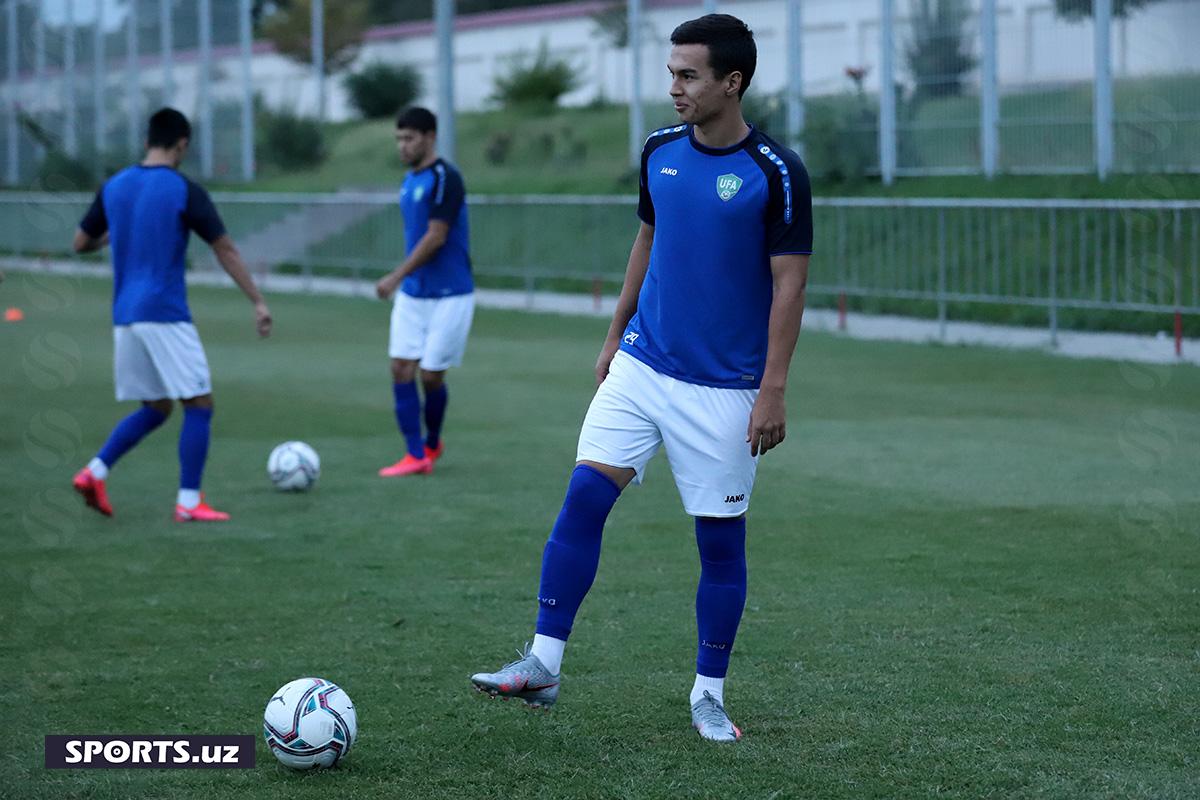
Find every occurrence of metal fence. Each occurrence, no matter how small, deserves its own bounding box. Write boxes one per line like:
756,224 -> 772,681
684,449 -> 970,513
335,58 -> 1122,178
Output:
1,192 -> 1196,343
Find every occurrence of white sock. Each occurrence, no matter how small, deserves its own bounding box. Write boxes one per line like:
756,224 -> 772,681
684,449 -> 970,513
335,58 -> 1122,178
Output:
530,634 -> 565,676
690,674 -> 725,706
87,458 -> 109,480
177,489 -> 201,509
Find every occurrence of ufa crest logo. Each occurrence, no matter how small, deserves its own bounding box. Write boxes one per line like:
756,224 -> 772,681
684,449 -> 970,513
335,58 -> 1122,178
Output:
716,173 -> 743,201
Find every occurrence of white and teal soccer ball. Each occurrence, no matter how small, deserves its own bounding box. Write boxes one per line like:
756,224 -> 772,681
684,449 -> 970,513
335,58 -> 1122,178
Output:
263,677 -> 357,769
267,441 -> 320,491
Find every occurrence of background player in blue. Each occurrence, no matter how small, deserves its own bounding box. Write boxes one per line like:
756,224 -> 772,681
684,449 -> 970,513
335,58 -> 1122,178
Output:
375,107 -> 474,477
470,15 -> 812,742
70,108 -> 272,522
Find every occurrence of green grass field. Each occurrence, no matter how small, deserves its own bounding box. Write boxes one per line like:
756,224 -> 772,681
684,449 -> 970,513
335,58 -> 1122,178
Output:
2,276 -> 1198,799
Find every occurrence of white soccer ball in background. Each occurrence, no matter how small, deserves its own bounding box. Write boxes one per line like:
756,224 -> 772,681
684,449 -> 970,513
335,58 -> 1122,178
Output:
263,677 -> 357,769
268,441 -> 320,491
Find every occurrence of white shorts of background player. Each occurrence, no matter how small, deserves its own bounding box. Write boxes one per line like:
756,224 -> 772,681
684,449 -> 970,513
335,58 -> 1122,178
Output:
388,292 -> 476,371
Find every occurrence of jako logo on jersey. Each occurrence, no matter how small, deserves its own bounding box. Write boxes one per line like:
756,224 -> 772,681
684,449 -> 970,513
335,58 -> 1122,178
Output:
724,493 -> 745,504
659,167 -> 678,176
716,173 -> 743,201
623,331 -> 639,345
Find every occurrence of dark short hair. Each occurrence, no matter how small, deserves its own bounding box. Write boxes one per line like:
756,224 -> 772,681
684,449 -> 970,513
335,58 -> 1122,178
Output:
670,14 -> 757,98
146,107 -> 191,149
396,107 -> 437,133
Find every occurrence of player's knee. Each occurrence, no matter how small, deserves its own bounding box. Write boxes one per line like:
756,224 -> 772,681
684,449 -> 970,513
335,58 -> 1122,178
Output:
420,369 -> 445,392
144,399 -> 173,418
391,359 -> 417,383
182,393 -> 214,410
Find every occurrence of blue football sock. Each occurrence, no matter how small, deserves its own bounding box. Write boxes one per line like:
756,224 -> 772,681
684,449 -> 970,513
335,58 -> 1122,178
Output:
178,406 -> 213,491
694,516 -> 748,679
96,405 -> 168,470
423,384 -> 448,450
392,382 -> 425,459
535,465 -> 622,641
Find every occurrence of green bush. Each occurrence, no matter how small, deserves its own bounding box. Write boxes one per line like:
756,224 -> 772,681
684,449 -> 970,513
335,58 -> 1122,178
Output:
491,40 -> 581,112
344,62 -> 423,120
257,107 -> 327,170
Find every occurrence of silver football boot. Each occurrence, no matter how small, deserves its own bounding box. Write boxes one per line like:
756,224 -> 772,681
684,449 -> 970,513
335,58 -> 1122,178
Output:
691,691 -> 742,742
470,644 -> 560,709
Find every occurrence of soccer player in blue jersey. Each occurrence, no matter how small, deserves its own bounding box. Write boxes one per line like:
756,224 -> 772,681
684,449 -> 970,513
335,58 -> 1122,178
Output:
375,107 -> 474,477
471,15 -> 812,742
71,108 -> 272,522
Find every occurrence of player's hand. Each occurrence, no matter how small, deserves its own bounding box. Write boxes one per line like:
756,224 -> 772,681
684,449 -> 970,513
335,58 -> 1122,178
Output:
254,302 -> 272,338
375,273 -> 400,301
595,339 -> 621,385
747,388 -> 786,456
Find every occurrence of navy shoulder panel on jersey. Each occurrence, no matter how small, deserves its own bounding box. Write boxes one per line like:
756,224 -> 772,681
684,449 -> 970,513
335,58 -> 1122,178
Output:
429,159 -> 466,223
182,177 -> 227,244
743,130 -> 814,256
638,125 -> 690,225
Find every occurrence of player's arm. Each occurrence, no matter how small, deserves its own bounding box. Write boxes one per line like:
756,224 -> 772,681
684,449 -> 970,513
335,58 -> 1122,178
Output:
595,222 -> 654,383
73,230 -> 109,253
747,253 -> 809,456
209,235 -> 272,337
747,155 -> 814,456
184,180 -> 271,338
375,220 -> 450,300
74,188 -> 109,253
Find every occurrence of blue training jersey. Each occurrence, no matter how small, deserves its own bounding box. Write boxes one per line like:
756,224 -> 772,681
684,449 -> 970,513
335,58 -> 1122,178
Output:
619,124 -> 813,390
399,158 -> 473,298
79,165 -> 226,326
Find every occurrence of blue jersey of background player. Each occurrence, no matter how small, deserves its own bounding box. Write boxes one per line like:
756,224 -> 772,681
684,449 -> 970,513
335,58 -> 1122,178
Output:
471,15 -> 812,743
71,107 -> 272,523
375,107 -> 475,478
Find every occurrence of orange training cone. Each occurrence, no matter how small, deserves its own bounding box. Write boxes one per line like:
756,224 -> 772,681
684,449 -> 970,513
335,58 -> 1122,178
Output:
5,307 -> 25,322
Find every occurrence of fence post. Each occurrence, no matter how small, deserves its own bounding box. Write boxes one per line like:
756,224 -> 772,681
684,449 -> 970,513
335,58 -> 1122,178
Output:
64,0 -> 77,156
5,0 -> 16,186
198,0 -> 213,179
312,0 -> 326,121
837,204 -> 847,331
239,0 -> 254,182
435,0 -> 456,163
94,0 -> 106,174
937,207 -> 947,340
628,0 -> 644,169
980,0 -> 999,178
1094,0 -> 1114,180
33,2 -> 44,161
161,0 -> 174,100
1175,208 -> 1183,358
879,0 -> 897,185
126,0 -> 140,158
786,0 -> 804,157
1049,208 -> 1058,347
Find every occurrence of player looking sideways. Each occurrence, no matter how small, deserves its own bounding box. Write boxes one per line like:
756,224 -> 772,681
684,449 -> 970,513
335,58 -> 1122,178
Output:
375,107 -> 475,478
470,14 -> 813,742
71,107 -> 272,522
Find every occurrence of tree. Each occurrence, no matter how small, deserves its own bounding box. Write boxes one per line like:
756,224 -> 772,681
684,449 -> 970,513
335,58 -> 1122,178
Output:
904,0 -> 977,105
1053,0 -> 1163,19
261,0 -> 370,75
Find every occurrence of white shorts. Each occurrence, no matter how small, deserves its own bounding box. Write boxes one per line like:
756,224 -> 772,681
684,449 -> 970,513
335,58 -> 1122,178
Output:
388,292 -> 475,371
576,351 -> 759,518
113,322 -> 212,402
